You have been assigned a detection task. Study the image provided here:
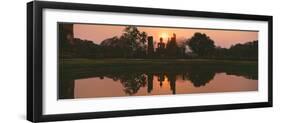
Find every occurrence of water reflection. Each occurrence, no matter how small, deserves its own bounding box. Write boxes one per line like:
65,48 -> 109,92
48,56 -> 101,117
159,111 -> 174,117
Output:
59,66 -> 258,99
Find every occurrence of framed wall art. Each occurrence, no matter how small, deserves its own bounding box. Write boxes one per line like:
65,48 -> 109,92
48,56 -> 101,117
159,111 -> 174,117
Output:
27,1 -> 273,122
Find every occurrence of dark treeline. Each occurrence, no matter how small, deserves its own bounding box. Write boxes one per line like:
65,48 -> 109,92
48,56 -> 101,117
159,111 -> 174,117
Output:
59,24 -> 258,60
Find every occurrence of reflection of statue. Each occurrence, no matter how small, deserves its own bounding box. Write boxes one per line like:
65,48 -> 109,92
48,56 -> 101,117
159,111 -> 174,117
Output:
157,73 -> 165,87
147,73 -> 153,93
166,73 -> 177,94
187,69 -> 215,87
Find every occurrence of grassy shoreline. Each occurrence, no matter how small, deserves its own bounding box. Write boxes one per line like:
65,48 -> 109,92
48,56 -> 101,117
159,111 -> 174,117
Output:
60,58 -> 257,73
59,58 -> 258,82
60,58 -> 257,65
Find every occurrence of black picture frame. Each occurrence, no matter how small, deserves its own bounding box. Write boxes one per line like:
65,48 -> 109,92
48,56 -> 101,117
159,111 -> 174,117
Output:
27,1 -> 273,122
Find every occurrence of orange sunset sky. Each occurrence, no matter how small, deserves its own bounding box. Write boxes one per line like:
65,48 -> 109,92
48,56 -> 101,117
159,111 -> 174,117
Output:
74,24 -> 258,48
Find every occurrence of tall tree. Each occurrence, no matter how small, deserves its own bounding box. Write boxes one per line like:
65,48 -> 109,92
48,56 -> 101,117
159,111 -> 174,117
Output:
122,26 -> 140,52
187,32 -> 215,57
120,26 -> 147,57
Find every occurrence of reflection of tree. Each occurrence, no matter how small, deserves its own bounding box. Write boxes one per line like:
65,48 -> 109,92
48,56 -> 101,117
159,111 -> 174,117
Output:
226,71 -> 258,80
185,69 -> 215,87
59,78 -> 74,99
106,73 -> 147,95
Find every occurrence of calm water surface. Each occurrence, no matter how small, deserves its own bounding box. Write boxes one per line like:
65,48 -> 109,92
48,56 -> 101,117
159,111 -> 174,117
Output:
59,62 -> 258,99
73,72 -> 257,98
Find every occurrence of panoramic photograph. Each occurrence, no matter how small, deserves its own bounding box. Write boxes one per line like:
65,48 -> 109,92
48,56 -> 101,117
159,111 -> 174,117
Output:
58,23 -> 258,99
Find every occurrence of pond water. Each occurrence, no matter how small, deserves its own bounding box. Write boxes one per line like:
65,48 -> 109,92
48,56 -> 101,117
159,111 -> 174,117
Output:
73,72 -> 257,98
58,64 -> 258,99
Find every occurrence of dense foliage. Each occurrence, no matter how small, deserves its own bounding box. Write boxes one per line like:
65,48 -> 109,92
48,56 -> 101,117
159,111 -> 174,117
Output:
187,32 -> 215,57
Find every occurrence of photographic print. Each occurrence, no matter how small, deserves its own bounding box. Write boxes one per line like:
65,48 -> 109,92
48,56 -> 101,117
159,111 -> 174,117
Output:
58,23 -> 258,99
27,1 -> 272,122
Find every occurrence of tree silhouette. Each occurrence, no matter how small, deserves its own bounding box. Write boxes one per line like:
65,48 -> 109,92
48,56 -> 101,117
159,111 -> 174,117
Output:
100,26 -> 148,58
187,32 -> 215,57
122,26 -> 140,52
100,36 -> 130,57
120,26 -> 148,57
229,40 -> 258,60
